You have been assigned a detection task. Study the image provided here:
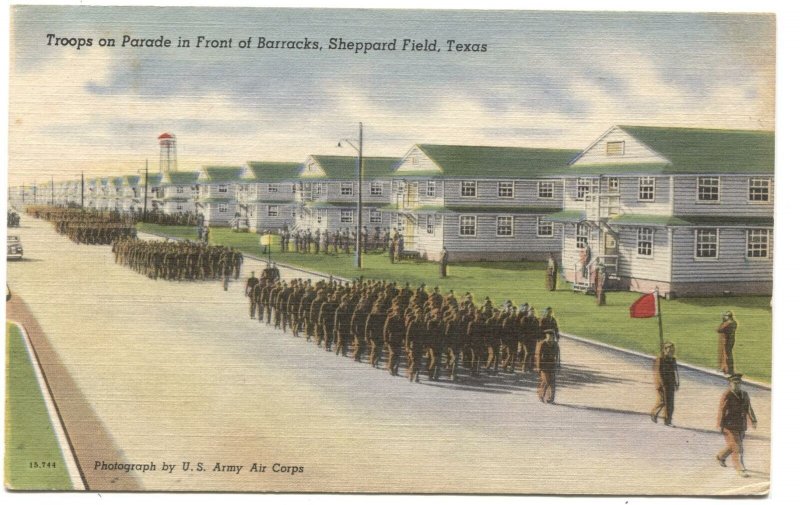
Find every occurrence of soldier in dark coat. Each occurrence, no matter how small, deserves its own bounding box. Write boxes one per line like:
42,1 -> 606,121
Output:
650,342 -> 679,426
439,247 -> 449,278
384,308 -> 405,376
405,312 -> 426,382
546,253 -> 558,291
517,304 -> 540,373
539,307 -> 560,341
319,294 -> 339,352
535,330 -> 560,404
366,305 -> 388,368
716,374 -> 757,478
717,311 -> 738,375
350,299 -> 370,362
245,272 -> 259,319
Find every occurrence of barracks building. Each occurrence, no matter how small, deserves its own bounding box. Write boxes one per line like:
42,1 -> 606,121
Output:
23,125 -> 774,298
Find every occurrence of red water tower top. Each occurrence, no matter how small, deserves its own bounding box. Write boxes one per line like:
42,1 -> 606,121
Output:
158,132 -> 174,140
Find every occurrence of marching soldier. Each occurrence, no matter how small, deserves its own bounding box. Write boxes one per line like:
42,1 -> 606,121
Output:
535,329 -> 560,404
384,307 -> 405,376
539,307 -> 560,341
716,374 -> 757,478
366,303 -> 388,368
651,342 -> 679,426
245,272 -> 259,319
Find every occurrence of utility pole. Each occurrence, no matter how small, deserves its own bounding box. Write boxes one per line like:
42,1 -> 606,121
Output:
143,159 -> 149,222
356,122 -> 363,269
81,172 -> 85,209
51,176 -> 54,205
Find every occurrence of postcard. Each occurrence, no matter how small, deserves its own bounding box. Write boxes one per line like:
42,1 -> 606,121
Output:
5,5 -> 774,495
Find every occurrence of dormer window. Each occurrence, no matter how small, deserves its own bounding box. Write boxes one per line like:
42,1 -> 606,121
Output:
606,141 -> 625,156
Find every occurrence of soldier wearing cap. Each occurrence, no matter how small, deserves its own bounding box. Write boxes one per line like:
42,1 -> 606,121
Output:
650,342 -> 679,426
535,329 -> 560,404
539,307 -> 560,341
717,311 -> 738,375
245,272 -> 258,319
716,373 -> 757,478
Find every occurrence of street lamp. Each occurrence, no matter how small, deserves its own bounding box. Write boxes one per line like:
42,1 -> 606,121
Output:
338,122 -> 364,269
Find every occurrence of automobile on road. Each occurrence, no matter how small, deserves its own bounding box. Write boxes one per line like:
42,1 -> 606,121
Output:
7,235 -> 24,260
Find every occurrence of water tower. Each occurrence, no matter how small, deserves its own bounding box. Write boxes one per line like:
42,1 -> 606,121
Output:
158,132 -> 177,173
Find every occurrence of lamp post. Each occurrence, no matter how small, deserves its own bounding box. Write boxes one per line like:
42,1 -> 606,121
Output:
338,122 -> 364,269
137,160 -> 149,222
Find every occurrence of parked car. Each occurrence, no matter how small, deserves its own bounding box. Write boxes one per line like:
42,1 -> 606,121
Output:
7,235 -> 23,260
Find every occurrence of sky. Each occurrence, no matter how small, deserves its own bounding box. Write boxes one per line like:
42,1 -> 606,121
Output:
8,6 -> 775,185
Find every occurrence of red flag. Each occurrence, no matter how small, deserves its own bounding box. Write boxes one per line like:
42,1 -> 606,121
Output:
630,292 -> 657,318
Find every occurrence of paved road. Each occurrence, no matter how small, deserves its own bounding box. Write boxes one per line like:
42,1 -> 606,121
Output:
6,217 -> 771,494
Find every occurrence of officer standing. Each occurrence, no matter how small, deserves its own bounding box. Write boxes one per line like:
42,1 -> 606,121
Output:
650,342 -> 679,426
439,247 -> 449,278
716,374 -> 757,478
718,311 -> 738,375
546,253 -> 559,291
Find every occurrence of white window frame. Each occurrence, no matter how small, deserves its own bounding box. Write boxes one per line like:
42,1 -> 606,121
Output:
218,184 -> 228,193
697,177 -> 720,203
176,204 -> 183,211
461,181 -> 477,198
694,228 -> 719,260
459,215 -> 477,236
537,218 -> 554,237
267,183 -> 279,193
748,177 -> 771,203
340,209 -> 354,223
426,214 -> 435,234
606,141 -> 625,156
426,180 -> 436,197
576,177 -> 594,201
340,182 -> 354,196
637,227 -> 654,257
369,208 -> 382,224
176,186 -> 184,194
607,177 -> 619,192
497,181 -> 515,199
218,203 -> 229,213
370,181 -> 383,196
538,181 -> 555,199
576,223 -> 589,249
268,205 -> 279,217
496,216 -> 514,237
638,177 -> 656,202
746,229 -> 771,259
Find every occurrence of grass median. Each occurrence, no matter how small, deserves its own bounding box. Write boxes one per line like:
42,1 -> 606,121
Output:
5,322 -> 73,490
136,223 -> 773,383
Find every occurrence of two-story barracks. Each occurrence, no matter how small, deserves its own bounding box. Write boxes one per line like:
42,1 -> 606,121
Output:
386,125 -> 773,298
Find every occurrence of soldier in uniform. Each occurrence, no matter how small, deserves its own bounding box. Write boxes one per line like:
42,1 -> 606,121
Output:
384,306 -> 405,376
466,311 -> 484,377
546,253 -> 558,291
405,311 -> 426,382
424,310 -> 445,380
539,307 -> 560,341
366,303 -> 387,368
535,329 -> 560,404
517,304 -> 540,373
439,247 -> 449,278
320,294 -> 338,351
245,272 -> 259,319
718,311 -> 738,375
716,374 -> 757,478
650,342 -> 680,426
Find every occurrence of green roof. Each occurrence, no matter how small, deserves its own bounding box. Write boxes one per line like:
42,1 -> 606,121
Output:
200,166 -> 243,183
122,175 -> 140,186
613,126 -> 774,174
199,197 -> 235,203
544,210 -> 585,222
161,171 -> 199,185
445,205 -> 563,215
610,214 -> 773,227
305,155 -> 400,180
408,144 -> 582,178
245,162 -> 302,181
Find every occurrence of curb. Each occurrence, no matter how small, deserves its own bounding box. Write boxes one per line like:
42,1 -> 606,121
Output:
561,331 -> 771,391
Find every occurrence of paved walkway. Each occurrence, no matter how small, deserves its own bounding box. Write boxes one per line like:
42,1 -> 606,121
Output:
6,217 -> 770,494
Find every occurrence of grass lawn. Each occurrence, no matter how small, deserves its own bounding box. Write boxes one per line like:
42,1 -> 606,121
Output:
5,322 -> 73,490
138,224 -> 773,383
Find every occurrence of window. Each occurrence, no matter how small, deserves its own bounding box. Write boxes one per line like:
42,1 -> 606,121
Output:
637,227 -> 654,256
370,182 -> 383,196
461,181 -> 477,197
218,184 -> 228,193
695,229 -> 718,259
426,181 -> 436,197
498,182 -> 514,198
576,177 -> 592,200
176,204 -> 183,211
606,141 -> 625,156
268,205 -> 278,217
267,184 -> 279,193
747,229 -> 771,258
411,156 -> 419,167
538,181 -> 554,199
369,208 -> 382,223
496,216 -> 514,236
340,182 -> 353,196
176,186 -> 184,194
607,177 -> 619,192
576,223 -> 589,249
313,183 -> 322,197
340,209 -> 354,223
638,177 -> 655,201
537,218 -> 554,237
426,215 -> 434,234
459,215 -> 476,236
317,214 -> 322,224
749,178 -> 771,202
697,177 -> 720,202
219,203 -> 229,213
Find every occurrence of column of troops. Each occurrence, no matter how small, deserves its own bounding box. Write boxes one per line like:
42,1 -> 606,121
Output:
27,206 -> 136,245
112,238 -> 244,282
276,226 -> 412,260
245,272 -> 561,400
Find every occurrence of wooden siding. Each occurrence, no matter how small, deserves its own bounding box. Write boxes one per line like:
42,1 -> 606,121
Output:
672,175 -> 774,217
443,179 -> 565,207
394,146 -> 442,174
614,226 -> 671,282
561,223 -> 602,277
571,126 -> 668,165
670,227 -> 773,283
617,176 -> 672,215
442,214 -> 562,253
325,180 -> 392,204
